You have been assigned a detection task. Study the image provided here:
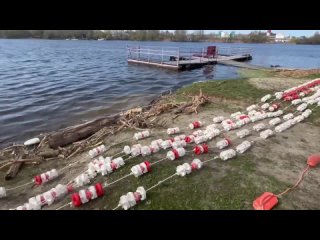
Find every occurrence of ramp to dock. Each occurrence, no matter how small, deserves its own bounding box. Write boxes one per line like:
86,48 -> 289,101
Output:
217,60 -> 270,70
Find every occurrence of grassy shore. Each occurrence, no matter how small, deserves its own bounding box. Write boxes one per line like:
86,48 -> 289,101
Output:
1,68 -> 320,210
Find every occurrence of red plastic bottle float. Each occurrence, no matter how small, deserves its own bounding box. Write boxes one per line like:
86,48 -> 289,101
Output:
193,144 -> 209,155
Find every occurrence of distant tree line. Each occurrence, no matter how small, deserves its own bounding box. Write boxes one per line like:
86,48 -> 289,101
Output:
294,32 -> 320,44
1,30 -> 319,44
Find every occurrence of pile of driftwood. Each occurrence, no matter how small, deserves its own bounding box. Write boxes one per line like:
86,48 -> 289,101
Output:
0,90 -> 210,180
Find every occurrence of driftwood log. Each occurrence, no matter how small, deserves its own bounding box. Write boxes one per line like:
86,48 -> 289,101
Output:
5,155 -> 23,181
38,149 -> 60,158
48,114 -> 120,149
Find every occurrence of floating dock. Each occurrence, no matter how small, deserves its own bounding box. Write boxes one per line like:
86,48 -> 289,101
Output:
127,45 -> 253,70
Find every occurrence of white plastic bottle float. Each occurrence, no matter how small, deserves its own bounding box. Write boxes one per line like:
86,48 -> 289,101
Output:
236,141 -> 252,154
71,183 -> 104,207
22,184 -> 71,210
166,147 -> 186,161
173,134 -> 186,142
171,140 -> 187,149
302,109 -> 312,118
151,139 -> 163,148
261,94 -> 272,103
260,129 -> 274,139
269,118 -> 281,126
267,110 -> 283,118
176,163 -> 192,177
253,123 -> 266,132
206,124 -> 217,130
95,157 -> 125,176
189,121 -> 202,130
220,149 -> 237,161
213,116 -> 224,123
231,112 -> 242,119
268,103 -> 280,112
134,130 -> 150,140
274,92 -> 283,100
274,119 -> 296,133
0,187 -> 6,198
247,104 -> 258,112
204,128 -> 220,140
161,139 -> 173,149
193,144 -> 209,155
24,137 -> 40,146
131,161 -> 152,177
237,129 -> 250,139
194,135 -> 209,144
118,186 -> 146,210
283,113 -> 294,120
34,169 -> 59,185
297,103 -> 308,112
293,115 -> 304,123
167,127 -> 180,135
88,145 -> 107,158
292,99 -> 302,105
192,130 -> 204,137
261,103 -> 270,110
216,138 -> 231,150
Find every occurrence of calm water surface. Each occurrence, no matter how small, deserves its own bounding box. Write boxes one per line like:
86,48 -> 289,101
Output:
1,40 -> 320,147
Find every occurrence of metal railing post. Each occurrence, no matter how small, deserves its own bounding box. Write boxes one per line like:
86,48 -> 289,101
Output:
138,45 -> 140,61
177,48 -> 180,66
161,48 -> 163,64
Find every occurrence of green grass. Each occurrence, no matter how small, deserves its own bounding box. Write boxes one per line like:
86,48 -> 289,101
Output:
238,69 -> 277,78
306,107 -> 320,126
175,78 -> 272,102
76,151 -> 288,210
302,73 -> 320,79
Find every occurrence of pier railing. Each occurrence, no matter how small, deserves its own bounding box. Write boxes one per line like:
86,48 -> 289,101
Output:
217,47 -> 252,56
127,45 -> 252,67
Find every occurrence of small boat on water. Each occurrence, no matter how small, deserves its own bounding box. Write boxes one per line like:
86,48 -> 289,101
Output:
97,38 -> 105,41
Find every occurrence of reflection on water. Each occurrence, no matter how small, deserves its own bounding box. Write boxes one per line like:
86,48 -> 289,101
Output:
0,40 -> 319,147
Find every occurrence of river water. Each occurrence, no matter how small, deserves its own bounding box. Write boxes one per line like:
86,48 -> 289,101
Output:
1,39 -> 320,147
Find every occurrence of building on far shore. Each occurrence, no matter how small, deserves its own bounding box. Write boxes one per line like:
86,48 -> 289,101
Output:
266,30 -> 289,43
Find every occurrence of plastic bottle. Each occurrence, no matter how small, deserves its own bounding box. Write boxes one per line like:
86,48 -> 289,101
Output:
237,129 -> 250,139
216,139 -> 231,149
89,145 -> 107,158
236,141 -> 252,154
220,149 -> 236,161
260,129 -> 274,139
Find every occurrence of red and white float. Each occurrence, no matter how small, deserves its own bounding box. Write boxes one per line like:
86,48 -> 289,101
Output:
167,127 -> 180,135
176,163 -> 192,177
193,144 -> 209,155
134,130 -> 150,140
189,121 -> 202,130
216,138 -> 231,149
118,186 -> 146,210
88,145 -> 107,158
71,183 -> 104,207
34,169 -> 59,185
166,147 -> 186,160
131,161 -> 152,177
